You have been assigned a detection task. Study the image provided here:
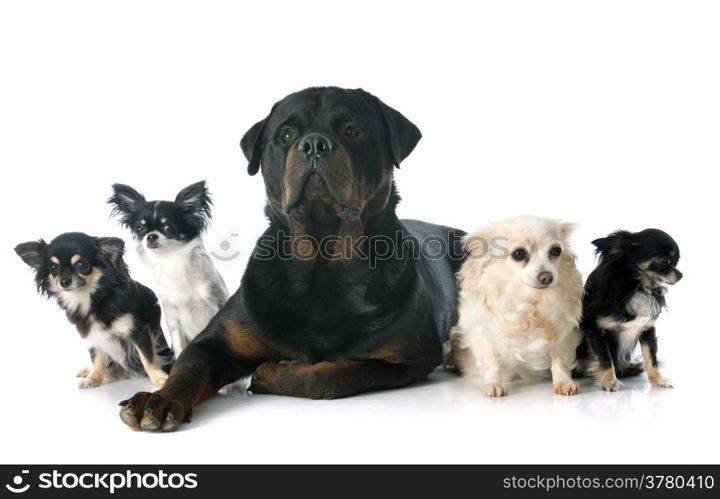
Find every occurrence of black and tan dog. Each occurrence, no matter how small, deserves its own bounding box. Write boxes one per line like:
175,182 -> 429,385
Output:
119,87 -> 464,431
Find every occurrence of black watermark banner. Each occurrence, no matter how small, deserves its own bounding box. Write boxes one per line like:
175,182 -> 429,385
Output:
0,465 -> 717,497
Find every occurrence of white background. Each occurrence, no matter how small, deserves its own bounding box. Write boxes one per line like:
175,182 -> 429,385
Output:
1,0 -> 718,464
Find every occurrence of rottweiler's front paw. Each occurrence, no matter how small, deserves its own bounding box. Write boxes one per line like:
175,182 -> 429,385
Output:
249,362 -> 284,394
118,391 -> 191,432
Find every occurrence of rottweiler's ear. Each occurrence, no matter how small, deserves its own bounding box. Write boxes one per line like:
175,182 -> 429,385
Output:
374,96 -> 422,168
15,240 -> 47,268
241,118 -> 269,176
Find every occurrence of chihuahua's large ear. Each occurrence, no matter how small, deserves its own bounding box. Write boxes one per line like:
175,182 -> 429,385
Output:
241,106 -> 275,176
592,230 -> 635,259
560,222 -> 579,239
108,184 -> 146,225
175,180 -> 212,231
360,90 -> 422,168
95,237 -> 127,271
459,227 -> 498,288
15,240 -> 47,268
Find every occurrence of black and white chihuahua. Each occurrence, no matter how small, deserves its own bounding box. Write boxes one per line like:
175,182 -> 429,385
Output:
108,181 -> 229,355
15,232 -> 173,388
575,228 -> 682,391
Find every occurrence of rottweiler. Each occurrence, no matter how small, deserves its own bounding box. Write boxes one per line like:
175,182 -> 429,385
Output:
119,87 -> 465,431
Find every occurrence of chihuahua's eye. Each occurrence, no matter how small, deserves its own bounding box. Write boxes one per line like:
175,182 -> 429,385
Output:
549,246 -> 562,258
48,263 -> 59,274
75,261 -> 89,273
280,128 -> 295,145
135,224 -> 146,234
163,224 -> 174,234
511,248 -> 527,261
656,256 -> 670,268
344,125 -> 359,138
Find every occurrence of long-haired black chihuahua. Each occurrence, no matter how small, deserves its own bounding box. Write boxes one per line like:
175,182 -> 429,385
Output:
15,232 -> 173,389
575,228 -> 682,391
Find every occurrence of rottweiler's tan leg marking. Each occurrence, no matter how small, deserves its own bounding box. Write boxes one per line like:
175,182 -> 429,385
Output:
250,354 -> 424,400
120,319 -> 280,431
223,320 -> 281,359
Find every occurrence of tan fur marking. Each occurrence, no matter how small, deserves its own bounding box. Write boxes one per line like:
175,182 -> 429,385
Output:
224,320 -> 276,359
135,347 -> 168,388
641,343 -> 673,388
597,367 -> 620,391
78,350 -> 107,388
537,316 -> 558,342
366,342 -> 404,363
50,256 -> 60,264
71,254 -> 81,264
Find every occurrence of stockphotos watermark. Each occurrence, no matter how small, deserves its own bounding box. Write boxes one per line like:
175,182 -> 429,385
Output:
210,230 -> 512,266
3,468 -> 198,494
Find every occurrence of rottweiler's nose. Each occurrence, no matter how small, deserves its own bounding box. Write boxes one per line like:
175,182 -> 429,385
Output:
299,134 -> 333,158
537,272 -> 554,286
60,276 -> 72,288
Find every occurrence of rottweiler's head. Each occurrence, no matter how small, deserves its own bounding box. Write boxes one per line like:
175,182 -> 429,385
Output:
241,87 -> 421,238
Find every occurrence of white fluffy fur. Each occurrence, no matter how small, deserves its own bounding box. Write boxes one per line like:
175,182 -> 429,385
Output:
137,235 -> 228,355
448,215 -> 584,396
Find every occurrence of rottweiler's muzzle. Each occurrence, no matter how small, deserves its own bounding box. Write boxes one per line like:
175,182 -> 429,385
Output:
283,132 -> 360,222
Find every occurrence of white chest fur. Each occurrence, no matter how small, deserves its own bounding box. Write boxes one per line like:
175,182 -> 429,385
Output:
617,291 -> 661,353
139,240 -> 207,302
138,237 -> 227,349
83,313 -> 135,367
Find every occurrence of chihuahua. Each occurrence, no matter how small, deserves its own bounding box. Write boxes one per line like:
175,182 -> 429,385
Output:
109,181 -> 229,355
15,232 -> 173,388
575,229 -> 682,390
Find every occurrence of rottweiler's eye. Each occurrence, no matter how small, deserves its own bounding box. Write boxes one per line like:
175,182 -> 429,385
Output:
511,248 -> 527,261
549,246 -> 562,258
280,128 -> 295,144
75,261 -> 89,273
344,125 -> 359,138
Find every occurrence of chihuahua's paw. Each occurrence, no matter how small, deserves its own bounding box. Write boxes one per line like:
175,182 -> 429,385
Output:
78,377 -> 102,389
651,377 -> 673,388
599,378 -> 621,392
119,391 -> 192,432
484,382 -> 508,397
150,373 -> 168,389
597,369 -> 621,392
76,367 -> 91,378
553,381 -> 579,396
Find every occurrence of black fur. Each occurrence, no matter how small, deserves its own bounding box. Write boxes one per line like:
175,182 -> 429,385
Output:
108,180 -> 213,244
118,87 -> 465,431
575,228 -> 682,388
15,232 -> 173,383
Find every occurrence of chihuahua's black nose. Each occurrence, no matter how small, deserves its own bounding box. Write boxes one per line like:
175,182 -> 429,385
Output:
147,233 -> 159,243
675,269 -> 683,282
60,277 -> 72,288
537,272 -> 554,286
299,134 -> 333,158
